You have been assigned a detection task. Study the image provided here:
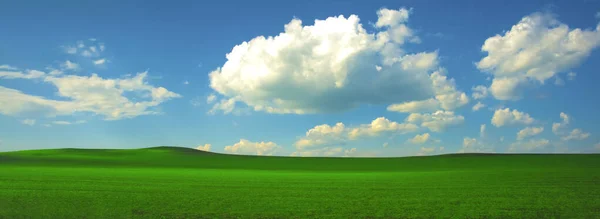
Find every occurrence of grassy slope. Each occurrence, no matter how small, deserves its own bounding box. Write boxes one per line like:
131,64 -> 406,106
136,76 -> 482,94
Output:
1,146 -> 598,171
1,147 -> 600,219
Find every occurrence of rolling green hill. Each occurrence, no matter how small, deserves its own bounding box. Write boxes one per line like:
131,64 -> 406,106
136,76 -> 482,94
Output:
2,146 -> 598,171
1,147 -> 599,218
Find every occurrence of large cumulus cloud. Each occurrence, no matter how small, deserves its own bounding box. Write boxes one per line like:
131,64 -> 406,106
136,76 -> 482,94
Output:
208,8 -> 465,114
477,12 -> 600,100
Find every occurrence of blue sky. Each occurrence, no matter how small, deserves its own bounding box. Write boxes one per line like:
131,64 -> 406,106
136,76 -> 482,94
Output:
1,0 -> 599,156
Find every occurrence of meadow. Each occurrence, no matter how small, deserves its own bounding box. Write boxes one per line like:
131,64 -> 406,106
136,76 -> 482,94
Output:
1,147 -> 599,218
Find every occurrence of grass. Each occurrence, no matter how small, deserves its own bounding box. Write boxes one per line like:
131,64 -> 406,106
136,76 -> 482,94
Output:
1,147 -> 599,218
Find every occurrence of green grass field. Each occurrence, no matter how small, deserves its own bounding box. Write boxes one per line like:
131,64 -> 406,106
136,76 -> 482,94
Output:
1,147 -> 599,219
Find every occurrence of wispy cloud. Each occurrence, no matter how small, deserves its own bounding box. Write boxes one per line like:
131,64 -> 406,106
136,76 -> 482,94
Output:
21,119 -> 36,126
0,65 -> 18,70
52,120 -> 86,125
93,59 -> 107,65
61,60 -> 79,70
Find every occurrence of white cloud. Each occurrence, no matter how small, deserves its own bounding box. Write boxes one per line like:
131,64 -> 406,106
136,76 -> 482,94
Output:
62,60 -> 79,70
51,120 -> 86,125
550,112 -> 589,141
208,8 -> 465,115
349,117 -> 418,139
183,81 -> 190,85
491,108 -> 534,127
292,147 -> 374,157
206,94 -> 217,104
405,110 -> 464,132
64,46 -> 78,54
375,8 -> 410,27
0,70 -> 181,120
383,142 -> 389,148
459,137 -> 488,153
561,129 -> 590,141
0,70 -> 45,79
567,72 -> 576,80
509,138 -> 550,152
48,69 -> 63,76
291,147 -> 344,157
554,76 -> 565,86
81,50 -> 93,57
516,126 -> 544,140
471,85 -> 488,100
295,116 -> 417,150
409,133 -> 430,144
595,142 -> 600,150
93,59 -> 107,65
477,12 -> 600,100
21,119 -> 36,126
480,124 -> 486,138
416,146 -> 435,156
208,98 -> 237,115
224,139 -> 281,156
387,98 -> 439,113
196,144 -> 211,151
65,40 -> 105,58
472,102 -> 486,111
295,122 -> 346,149
488,77 -> 528,101
0,65 -> 18,70
552,112 -> 570,134
389,69 -> 470,113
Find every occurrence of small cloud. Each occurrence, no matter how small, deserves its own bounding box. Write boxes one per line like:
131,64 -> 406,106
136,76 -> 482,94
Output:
52,120 -> 86,125
480,124 -> 486,138
21,119 -> 36,126
225,139 -> 281,156
196,144 -> 211,151
64,46 -> 78,54
471,85 -> 489,100
183,81 -> 190,85
48,69 -> 63,76
567,72 -> 576,80
491,108 -> 534,127
596,12 -> 600,19
206,94 -> 217,104
62,60 -> 79,70
472,102 -> 485,111
509,138 -> 550,152
198,63 -> 203,68
81,50 -> 93,57
554,76 -> 565,86
561,129 -> 590,141
409,133 -> 430,144
383,142 -> 389,148
516,126 -> 544,140
0,65 -> 18,70
93,59 -> 107,65
89,38 -> 97,42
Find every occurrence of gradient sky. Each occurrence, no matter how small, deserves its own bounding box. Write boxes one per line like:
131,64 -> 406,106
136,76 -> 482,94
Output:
1,0 -> 599,156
